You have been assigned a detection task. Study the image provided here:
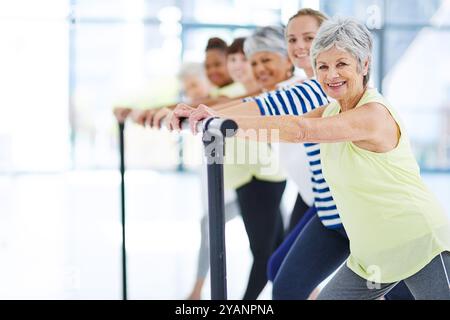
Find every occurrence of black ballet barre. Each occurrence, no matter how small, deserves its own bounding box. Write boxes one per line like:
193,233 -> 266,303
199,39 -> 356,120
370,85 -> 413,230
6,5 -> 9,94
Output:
117,117 -> 238,300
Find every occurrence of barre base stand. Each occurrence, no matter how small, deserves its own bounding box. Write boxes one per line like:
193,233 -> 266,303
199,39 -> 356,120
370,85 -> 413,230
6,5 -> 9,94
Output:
204,130 -> 227,300
202,118 -> 238,300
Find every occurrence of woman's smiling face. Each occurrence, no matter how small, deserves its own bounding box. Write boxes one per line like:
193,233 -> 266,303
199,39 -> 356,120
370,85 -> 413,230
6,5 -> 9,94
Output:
249,51 -> 292,91
286,15 -> 320,71
227,52 -> 254,84
315,46 -> 368,101
204,49 -> 232,87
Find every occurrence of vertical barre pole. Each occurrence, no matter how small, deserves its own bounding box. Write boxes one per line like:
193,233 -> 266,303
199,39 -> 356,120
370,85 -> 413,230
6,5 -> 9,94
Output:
203,129 -> 227,300
118,121 -> 128,300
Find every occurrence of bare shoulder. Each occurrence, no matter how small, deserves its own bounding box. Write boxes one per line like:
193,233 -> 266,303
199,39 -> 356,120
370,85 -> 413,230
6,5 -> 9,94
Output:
359,102 -> 399,140
358,102 -> 395,120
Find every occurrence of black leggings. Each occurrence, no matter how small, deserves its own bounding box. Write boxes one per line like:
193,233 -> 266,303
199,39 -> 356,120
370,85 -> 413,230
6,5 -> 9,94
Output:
287,193 -> 310,235
236,177 -> 286,300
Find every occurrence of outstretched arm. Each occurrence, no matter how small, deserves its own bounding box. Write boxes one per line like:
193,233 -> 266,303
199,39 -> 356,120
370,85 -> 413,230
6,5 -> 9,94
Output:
181,103 -> 398,149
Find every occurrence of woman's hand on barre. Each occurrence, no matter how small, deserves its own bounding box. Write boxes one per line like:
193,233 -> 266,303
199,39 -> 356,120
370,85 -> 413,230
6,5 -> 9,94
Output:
151,107 -> 171,129
130,109 -> 150,126
129,108 -> 161,127
171,103 -> 195,131
189,104 -> 217,134
163,110 -> 175,131
113,107 -> 133,123
172,103 -> 219,134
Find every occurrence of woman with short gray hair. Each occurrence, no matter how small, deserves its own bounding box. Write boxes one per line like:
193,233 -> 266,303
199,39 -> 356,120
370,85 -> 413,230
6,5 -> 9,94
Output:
244,26 -> 287,57
177,62 -> 211,102
310,17 -> 373,87
180,17 -> 450,300
243,25 -> 296,90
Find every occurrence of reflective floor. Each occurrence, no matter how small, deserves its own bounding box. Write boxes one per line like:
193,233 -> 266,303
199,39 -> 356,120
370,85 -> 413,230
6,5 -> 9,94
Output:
0,170 -> 448,300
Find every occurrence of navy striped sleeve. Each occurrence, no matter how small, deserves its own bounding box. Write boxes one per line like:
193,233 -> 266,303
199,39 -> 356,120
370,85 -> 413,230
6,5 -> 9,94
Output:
297,86 -> 315,111
290,86 -> 308,114
267,95 -> 281,115
275,91 -> 290,114
251,80 -> 328,117
285,90 -> 299,115
311,79 -> 329,103
303,82 -> 324,105
255,98 -> 266,115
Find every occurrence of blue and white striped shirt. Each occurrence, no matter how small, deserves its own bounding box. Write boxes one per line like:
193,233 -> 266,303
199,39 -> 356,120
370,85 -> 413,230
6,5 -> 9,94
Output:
246,79 -> 343,229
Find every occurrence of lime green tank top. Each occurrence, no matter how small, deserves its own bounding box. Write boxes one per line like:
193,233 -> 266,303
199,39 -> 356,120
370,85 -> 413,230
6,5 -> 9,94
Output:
211,82 -> 285,190
320,88 -> 450,283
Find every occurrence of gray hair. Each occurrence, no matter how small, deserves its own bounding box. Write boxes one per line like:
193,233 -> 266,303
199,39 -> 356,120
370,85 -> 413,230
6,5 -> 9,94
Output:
243,25 -> 287,59
311,17 -> 373,86
177,62 -> 207,81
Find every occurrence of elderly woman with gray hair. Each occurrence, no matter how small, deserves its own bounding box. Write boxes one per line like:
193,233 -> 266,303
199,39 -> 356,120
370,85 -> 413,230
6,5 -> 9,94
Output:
178,17 -> 450,300
242,25 -> 298,90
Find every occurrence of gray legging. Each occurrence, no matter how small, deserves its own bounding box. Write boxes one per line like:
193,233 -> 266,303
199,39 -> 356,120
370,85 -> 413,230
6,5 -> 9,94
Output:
318,251 -> 450,300
272,213 -> 414,300
196,199 -> 240,279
